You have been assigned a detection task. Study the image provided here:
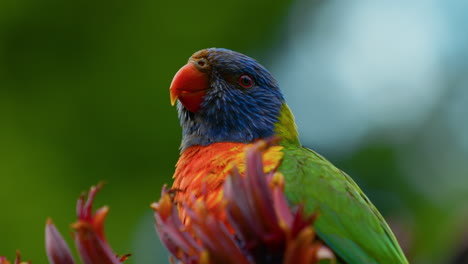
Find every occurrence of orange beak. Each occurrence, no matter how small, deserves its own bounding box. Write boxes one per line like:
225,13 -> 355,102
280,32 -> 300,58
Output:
169,62 -> 209,112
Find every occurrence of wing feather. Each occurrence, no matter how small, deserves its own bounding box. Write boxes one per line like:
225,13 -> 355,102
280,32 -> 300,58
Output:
279,145 -> 408,264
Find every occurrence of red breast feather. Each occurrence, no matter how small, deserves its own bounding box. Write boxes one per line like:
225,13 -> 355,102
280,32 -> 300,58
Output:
172,142 -> 284,227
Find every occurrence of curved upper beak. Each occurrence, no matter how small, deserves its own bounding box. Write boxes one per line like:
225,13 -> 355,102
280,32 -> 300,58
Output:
169,62 -> 209,112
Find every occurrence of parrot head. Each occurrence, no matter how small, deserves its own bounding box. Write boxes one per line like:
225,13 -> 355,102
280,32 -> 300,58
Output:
170,48 -> 286,150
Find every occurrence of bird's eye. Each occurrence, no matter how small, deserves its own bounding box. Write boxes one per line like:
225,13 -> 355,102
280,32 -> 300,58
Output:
197,58 -> 207,67
238,74 -> 253,88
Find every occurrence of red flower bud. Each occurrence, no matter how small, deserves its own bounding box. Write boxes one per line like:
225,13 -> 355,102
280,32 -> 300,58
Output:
153,138 -> 336,264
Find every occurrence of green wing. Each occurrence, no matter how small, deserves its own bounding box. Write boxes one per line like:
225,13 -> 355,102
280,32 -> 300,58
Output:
279,144 -> 408,264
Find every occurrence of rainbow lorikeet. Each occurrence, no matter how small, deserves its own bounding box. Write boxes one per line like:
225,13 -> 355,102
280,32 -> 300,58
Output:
169,48 -> 408,264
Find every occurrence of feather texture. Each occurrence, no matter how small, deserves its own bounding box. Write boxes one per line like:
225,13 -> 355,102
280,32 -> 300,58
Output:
280,145 -> 408,264
173,142 -> 283,227
171,48 -> 408,263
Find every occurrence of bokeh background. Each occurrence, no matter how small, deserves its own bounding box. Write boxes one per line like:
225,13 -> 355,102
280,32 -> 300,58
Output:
1,0 -> 467,263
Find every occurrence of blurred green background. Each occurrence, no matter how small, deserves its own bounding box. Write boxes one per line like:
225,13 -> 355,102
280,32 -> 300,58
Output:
1,0 -> 467,263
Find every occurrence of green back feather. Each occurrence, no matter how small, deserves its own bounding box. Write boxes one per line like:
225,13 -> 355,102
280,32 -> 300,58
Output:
275,104 -> 408,264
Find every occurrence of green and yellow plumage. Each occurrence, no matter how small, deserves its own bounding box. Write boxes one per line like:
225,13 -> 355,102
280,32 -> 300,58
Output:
277,105 -> 407,263
170,48 -> 408,263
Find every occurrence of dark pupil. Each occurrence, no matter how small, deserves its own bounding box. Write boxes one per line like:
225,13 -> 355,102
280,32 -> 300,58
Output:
241,76 -> 251,86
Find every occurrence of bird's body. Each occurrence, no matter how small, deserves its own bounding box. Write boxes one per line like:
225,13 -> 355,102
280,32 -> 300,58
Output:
173,141 -> 283,227
170,48 -> 408,263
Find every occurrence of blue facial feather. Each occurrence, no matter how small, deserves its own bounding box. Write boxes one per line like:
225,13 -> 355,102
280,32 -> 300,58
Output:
178,48 -> 284,150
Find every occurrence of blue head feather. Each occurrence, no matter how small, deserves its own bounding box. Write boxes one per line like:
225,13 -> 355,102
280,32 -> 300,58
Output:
177,48 -> 284,150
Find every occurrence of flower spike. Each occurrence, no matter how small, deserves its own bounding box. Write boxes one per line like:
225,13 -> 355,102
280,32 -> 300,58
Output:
72,183 -> 124,264
0,251 -> 30,264
46,183 -> 130,264
154,138 -> 336,264
45,218 -> 76,264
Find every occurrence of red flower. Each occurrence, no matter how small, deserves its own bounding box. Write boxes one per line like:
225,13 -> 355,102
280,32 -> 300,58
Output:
152,138 -> 336,264
45,183 -> 130,264
45,219 -> 75,264
1,138 -> 336,264
0,251 -> 31,264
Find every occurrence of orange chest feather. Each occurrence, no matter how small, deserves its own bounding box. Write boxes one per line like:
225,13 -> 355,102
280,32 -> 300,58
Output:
172,142 -> 283,222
